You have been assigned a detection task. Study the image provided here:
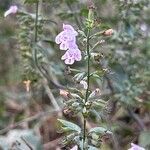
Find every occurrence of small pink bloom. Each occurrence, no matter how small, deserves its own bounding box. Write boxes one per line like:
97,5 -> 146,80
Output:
128,143 -> 145,150
80,80 -> 88,89
55,24 -> 82,64
103,29 -> 114,36
63,24 -> 78,36
55,24 -> 78,50
61,48 -> 82,65
4,5 -> 18,17
70,145 -> 78,150
59,89 -> 69,98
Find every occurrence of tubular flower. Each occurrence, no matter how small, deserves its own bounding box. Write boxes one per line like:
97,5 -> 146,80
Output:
55,24 -> 82,64
55,24 -> 78,50
61,48 -> 81,65
4,5 -> 18,17
128,143 -> 145,150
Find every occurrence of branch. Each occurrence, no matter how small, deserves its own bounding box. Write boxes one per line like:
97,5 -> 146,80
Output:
0,110 -> 60,135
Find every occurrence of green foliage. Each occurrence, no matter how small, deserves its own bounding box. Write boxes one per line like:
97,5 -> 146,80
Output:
139,131 -> 150,149
89,127 -> 112,135
58,119 -> 81,133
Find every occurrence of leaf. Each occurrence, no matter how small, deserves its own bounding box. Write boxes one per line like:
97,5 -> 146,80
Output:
80,8 -> 88,17
139,131 -> 150,149
73,72 -> 86,82
70,93 -> 82,100
89,127 -> 112,135
78,30 -> 86,38
88,145 -> 98,150
58,119 -> 81,133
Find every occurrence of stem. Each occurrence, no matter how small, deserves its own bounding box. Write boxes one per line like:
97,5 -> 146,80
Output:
83,28 -> 90,150
85,29 -> 91,103
33,1 -> 45,78
35,1 -> 39,43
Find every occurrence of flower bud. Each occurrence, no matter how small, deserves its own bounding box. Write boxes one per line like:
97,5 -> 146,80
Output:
103,29 -> 114,36
23,80 -> 31,92
59,89 -> 69,98
4,5 -> 18,17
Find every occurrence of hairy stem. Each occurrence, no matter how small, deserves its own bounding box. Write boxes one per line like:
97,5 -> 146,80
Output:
83,28 -> 90,150
85,29 -> 91,103
35,1 -> 39,43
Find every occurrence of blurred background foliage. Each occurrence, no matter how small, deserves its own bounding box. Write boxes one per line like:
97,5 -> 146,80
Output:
0,0 -> 149,150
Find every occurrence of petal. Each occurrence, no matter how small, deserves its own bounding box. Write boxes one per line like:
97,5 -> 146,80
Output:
60,42 -> 68,50
65,58 -> 74,65
55,33 -> 62,44
63,24 -> 75,31
61,51 -> 69,60
75,50 -> 82,61
10,6 -> 18,13
4,9 -> 12,17
63,24 -> 78,36
68,42 -> 78,50
55,31 -> 65,44
4,5 -> 18,17
75,54 -> 82,61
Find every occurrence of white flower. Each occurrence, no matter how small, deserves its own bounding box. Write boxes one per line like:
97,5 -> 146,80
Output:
4,5 -> 18,17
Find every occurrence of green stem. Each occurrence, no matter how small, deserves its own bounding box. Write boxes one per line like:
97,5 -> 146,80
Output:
85,29 -> 91,103
33,1 -> 47,80
83,118 -> 86,150
83,28 -> 90,150
35,1 -> 39,43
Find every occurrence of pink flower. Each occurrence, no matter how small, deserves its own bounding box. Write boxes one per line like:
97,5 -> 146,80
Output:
55,24 -> 78,50
70,145 -> 78,150
103,29 -> 114,36
128,143 -> 145,150
61,48 -> 82,65
59,89 -> 69,98
55,31 -> 76,50
4,5 -> 18,17
55,24 -> 82,65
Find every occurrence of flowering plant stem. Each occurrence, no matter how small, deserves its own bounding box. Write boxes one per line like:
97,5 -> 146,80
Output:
83,28 -> 91,150
35,1 -> 39,43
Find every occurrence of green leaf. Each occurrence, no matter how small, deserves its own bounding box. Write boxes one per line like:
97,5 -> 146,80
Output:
73,72 -> 86,81
88,145 -> 98,150
89,127 -> 112,135
139,131 -> 150,149
78,30 -> 86,38
58,119 -> 81,133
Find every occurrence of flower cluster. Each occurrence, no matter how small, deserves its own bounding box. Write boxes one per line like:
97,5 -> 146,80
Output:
55,24 -> 82,65
4,5 -> 18,17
